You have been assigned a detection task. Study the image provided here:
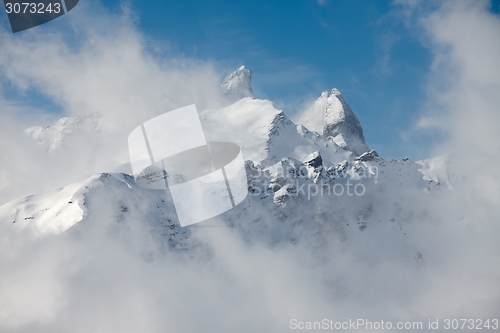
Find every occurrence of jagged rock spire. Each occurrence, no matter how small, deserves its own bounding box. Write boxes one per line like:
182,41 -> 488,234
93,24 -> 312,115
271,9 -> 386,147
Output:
221,66 -> 254,102
323,88 -> 367,155
295,88 -> 368,155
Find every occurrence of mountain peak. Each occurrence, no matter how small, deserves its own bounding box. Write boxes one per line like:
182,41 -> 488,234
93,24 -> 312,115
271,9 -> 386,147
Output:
294,88 -> 368,156
221,66 -> 254,101
323,88 -> 367,155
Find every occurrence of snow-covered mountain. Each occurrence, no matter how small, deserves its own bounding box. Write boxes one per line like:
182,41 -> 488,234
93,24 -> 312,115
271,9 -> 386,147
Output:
0,67 -> 441,267
0,173 -> 192,251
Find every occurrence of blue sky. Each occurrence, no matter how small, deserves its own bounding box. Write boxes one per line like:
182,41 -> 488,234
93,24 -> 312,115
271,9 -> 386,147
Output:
132,0 -> 432,159
1,0 -> 499,160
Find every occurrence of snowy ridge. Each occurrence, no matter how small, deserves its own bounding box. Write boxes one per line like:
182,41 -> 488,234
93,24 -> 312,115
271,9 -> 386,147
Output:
25,117 -> 103,153
0,173 -> 191,250
200,98 -> 349,168
0,175 -> 89,236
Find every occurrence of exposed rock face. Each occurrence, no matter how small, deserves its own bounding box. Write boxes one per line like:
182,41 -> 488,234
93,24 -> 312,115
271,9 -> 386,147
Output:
303,151 -> 323,168
354,150 -> 380,162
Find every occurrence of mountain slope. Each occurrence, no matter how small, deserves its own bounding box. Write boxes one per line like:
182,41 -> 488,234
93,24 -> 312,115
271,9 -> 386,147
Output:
0,173 -> 192,252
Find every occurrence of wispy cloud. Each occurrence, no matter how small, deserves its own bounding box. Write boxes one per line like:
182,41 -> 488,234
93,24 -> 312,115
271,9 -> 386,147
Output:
0,1 -> 227,204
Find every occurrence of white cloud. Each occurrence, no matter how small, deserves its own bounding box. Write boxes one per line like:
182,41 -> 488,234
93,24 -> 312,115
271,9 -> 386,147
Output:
417,0 -> 500,207
0,1 -> 228,204
409,0 -> 500,318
